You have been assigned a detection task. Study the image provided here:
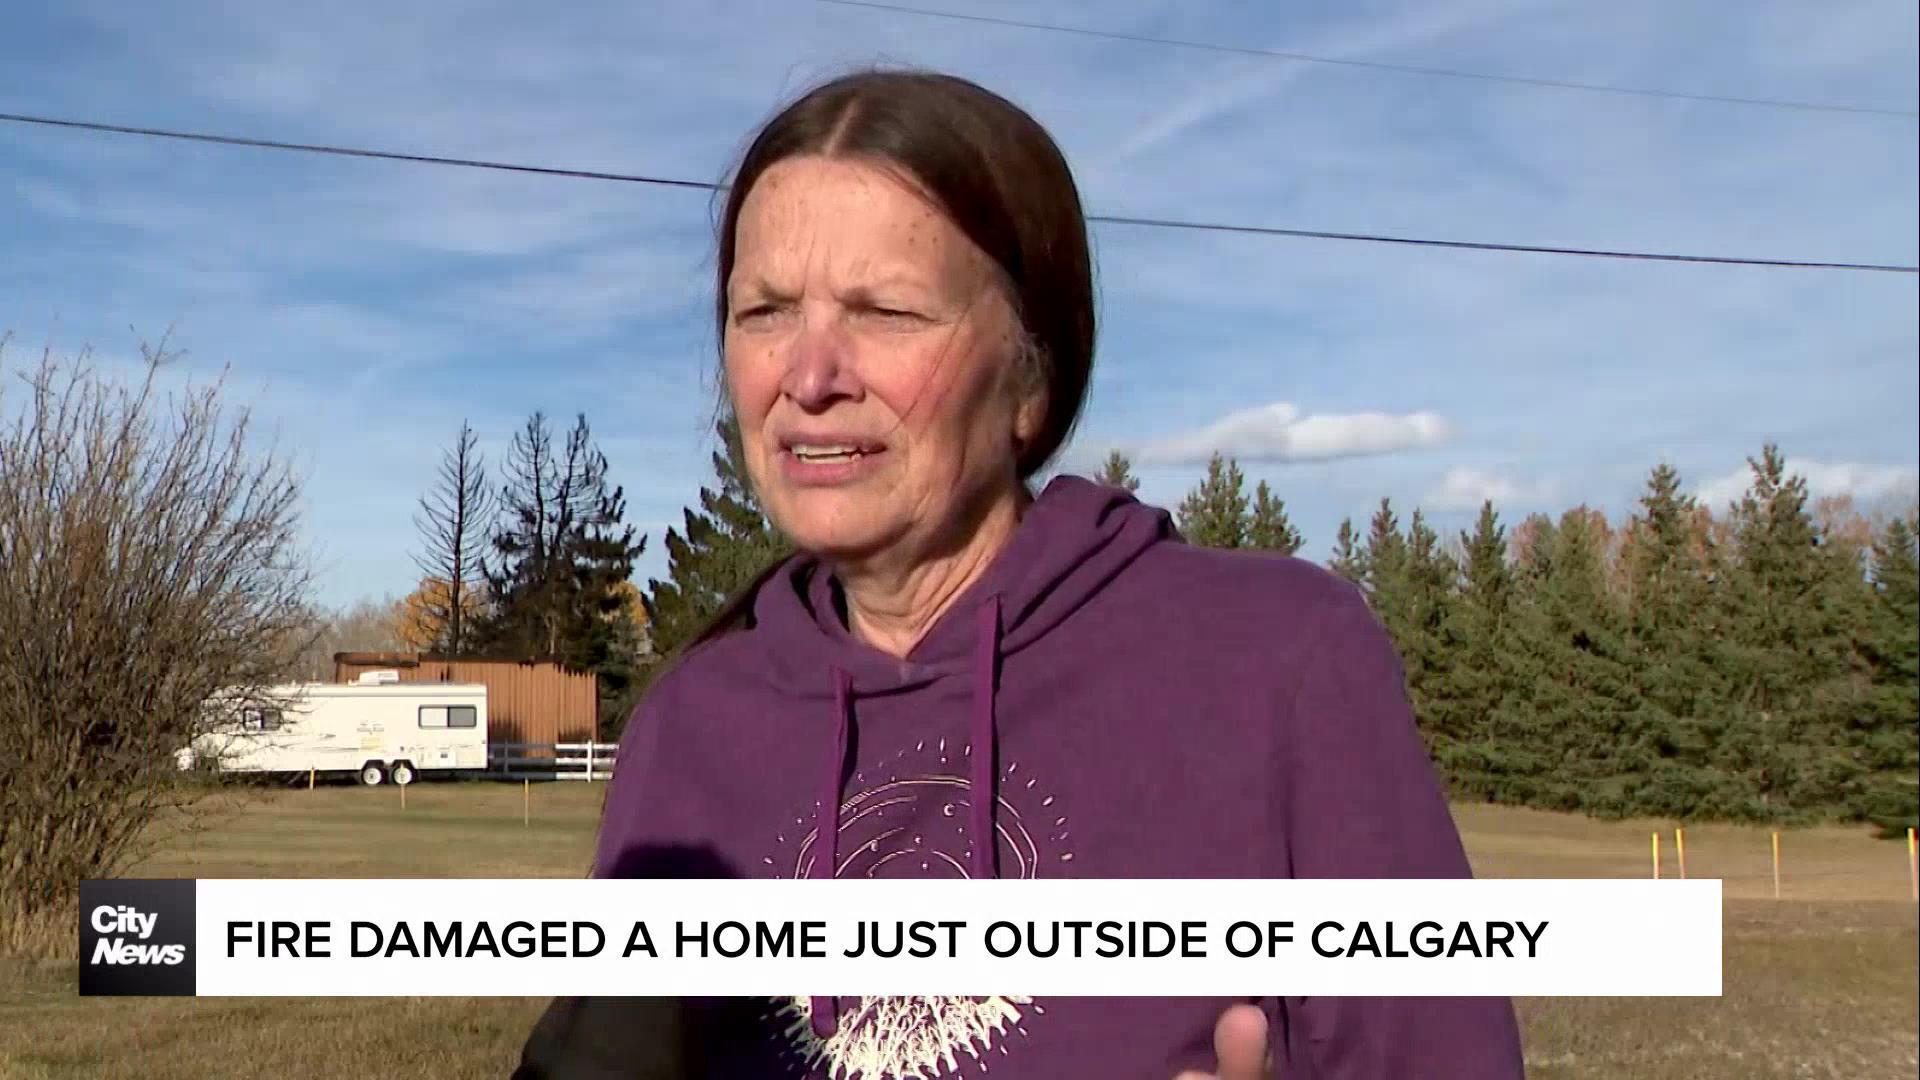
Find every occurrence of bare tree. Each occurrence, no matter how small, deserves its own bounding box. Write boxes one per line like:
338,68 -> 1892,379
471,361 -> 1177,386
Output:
411,421 -> 495,654
287,595 -> 410,682
0,338 -> 311,953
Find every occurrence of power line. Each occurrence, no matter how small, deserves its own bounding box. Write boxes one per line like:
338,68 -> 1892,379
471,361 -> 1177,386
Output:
1090,213 -> 1916,272
0,112 -> 721,191
816,0 -> 1920,120
4,110 -> 1915,274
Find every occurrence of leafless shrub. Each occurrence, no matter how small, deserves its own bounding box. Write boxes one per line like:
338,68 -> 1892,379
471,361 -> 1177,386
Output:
0,336 -> 312,954
287,594 -> 410,682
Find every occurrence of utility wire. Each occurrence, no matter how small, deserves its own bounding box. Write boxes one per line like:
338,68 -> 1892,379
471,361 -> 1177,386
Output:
4,110 -> 1915,274
816,0 -> 1920,120
1089,213 -> 1916,272
0,112 -> 720,190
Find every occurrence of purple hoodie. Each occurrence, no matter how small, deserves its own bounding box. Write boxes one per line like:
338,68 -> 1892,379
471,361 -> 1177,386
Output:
594,476 -> 1526,1079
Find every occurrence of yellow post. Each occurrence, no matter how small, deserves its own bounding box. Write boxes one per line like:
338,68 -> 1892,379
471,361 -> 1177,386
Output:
1651,832 -> 1661,880
524,779 -> 530,828
1908,827 -> 1916,904
1771,831 -> 1781,900
308,767 -> 315,791
1676,827 -> 1687,880
401,779 -> 407,811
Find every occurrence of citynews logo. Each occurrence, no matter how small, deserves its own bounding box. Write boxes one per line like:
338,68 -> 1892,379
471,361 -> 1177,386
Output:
79,879 -> 195,996
90,905 -> 186,965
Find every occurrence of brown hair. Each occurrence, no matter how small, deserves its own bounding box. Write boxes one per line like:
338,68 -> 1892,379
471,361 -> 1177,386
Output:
665,68 -> 1097,666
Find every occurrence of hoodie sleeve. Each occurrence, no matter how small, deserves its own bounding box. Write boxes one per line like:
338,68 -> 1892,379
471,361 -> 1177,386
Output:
1267,582 -> 1526,1079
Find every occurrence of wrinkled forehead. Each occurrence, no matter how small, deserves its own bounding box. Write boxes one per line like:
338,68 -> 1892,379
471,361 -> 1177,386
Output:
729,157 -> 992,295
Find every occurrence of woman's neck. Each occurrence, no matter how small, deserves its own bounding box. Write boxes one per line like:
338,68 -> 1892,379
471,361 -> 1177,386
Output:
837,487 -> 1027,658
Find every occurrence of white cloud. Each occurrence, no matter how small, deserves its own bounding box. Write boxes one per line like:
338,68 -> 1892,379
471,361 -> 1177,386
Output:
1134,402 -> 1449,466
1695,458 -> 1920,509
1424,467 -> 1555,512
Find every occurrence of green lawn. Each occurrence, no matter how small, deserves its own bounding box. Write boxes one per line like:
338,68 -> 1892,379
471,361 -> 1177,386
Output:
2,782 -> 1914,1078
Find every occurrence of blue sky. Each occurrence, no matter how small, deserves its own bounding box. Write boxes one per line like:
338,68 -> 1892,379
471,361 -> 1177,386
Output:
3,0 -> 1916,610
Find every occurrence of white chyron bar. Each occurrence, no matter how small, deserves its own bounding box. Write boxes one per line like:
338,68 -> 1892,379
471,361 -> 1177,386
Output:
145,878 -> 1721,998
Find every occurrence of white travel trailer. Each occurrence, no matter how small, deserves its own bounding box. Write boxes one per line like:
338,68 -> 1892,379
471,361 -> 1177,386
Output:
183,681 -> 488,785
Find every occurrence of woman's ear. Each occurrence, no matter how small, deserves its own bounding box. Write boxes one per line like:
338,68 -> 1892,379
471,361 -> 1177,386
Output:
1010,334 -> 1049,457
1013,389 -> 1047,457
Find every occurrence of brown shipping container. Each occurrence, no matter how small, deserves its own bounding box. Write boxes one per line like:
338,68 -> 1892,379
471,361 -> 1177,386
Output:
332,653 -> 599,747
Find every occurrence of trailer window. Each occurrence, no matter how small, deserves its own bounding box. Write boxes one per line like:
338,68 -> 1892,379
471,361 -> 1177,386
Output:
419,705 -> 477,729
240,708 -> 283,732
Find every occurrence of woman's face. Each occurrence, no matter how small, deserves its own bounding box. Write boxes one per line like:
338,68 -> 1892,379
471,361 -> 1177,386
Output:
725,156 -> 1041,564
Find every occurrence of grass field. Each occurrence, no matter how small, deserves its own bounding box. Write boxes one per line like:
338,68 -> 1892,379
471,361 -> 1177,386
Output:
2,781 -> 1914,1079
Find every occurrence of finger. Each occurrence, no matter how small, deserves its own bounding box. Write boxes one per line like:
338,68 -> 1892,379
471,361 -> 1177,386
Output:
1213,1004 -> 1271,1080
1172,1072 -> 1217,1080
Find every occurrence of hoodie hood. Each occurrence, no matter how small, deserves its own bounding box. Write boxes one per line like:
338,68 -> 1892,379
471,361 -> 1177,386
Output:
749,475 -> 1171,1038
752,475 -> 1174,694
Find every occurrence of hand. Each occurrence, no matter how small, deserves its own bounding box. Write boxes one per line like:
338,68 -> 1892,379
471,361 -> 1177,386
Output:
1174,1003 -> 1272,1079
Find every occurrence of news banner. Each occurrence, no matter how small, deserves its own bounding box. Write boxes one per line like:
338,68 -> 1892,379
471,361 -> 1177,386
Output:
79,878 -> 1721,998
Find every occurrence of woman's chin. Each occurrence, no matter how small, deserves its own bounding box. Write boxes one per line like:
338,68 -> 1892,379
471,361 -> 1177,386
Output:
780,517 -> 907,564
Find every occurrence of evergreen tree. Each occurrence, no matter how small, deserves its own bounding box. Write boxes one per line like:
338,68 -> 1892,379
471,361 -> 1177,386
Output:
1482,513 -> 1565,808
564,450 -> 650,734
1361,498 -> 1409,602
1492,509 -> 1639,814
1355,500 -> 1416,739
1247,481 -> 1304,555
1430,501 -> 1512,798
642,416 -> 789,675
1857,513 -> 1919,832
477,412 -> 647,730
1176,454 -> 1250,548
1096,451 -> 1141,493
1392,509 -> 1458,759
1405,510 -> 1458,621
1351,500 -> 1449,765
1329,518 -> 1365,584
1711,445 -> 1864,823
1618,464 -> 1725,818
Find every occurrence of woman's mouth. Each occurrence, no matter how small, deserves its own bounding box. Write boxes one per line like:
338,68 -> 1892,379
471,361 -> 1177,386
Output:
779,440 -> 888,485
789,444 -> 877,464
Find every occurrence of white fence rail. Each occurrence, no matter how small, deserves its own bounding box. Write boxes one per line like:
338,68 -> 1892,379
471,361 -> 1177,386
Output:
487,741 -> 618,782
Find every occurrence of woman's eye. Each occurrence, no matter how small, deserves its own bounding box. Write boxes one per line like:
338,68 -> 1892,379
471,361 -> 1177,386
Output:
734,304 -> 785,326
866,306 -> 922,322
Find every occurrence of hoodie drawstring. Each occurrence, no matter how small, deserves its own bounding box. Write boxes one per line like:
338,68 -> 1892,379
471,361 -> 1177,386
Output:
808,597 -> 1005,1041
971,596 -> 1002,880
809,668 -> 854,1039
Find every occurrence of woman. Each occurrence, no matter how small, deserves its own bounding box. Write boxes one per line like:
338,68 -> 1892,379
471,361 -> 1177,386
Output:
568,69 -> 1524,1079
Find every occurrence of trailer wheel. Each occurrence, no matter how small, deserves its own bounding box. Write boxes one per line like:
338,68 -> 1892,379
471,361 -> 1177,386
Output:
390,760 -> 416,786
358,762 -> 387,786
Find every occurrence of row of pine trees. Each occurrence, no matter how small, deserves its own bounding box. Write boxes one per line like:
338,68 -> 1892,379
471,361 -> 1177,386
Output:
1146,446 -> 1918,832
640,427 -> 1917,832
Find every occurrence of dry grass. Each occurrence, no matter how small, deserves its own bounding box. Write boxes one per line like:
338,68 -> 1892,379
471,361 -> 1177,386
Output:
2,782 -> 1914,1079
1454,803 -> 1915,902
1458,803 -> 1919,1078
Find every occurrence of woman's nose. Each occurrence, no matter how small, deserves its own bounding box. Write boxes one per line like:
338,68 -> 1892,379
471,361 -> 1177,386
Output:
780,315 -> 859,410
